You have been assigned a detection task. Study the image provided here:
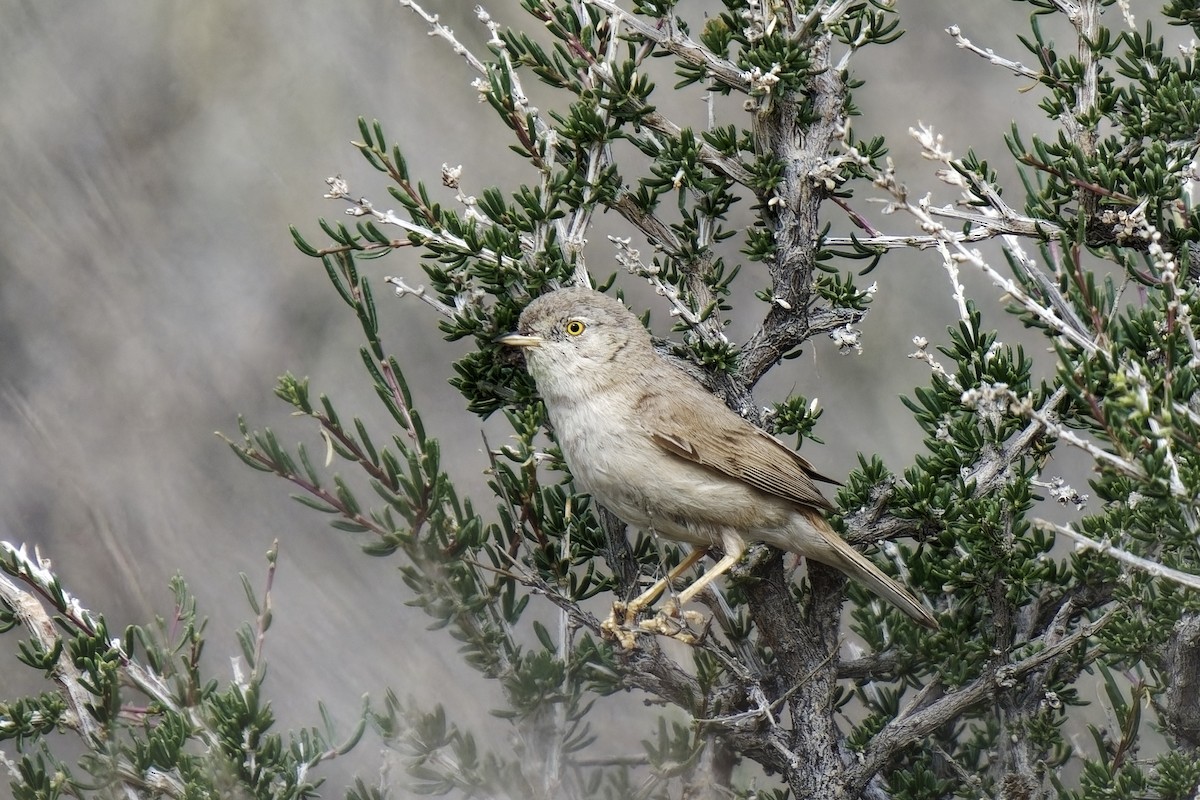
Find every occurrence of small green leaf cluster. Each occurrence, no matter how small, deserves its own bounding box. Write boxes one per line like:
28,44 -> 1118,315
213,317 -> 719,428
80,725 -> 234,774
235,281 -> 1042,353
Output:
836,303 -> 1106,789
767,393 -> 825,446
902,309 -> 1045,479
813,269 -> 875,311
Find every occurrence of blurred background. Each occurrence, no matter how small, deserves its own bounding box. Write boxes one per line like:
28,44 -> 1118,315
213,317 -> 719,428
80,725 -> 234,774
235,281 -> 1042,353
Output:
0,1 -> 1093,794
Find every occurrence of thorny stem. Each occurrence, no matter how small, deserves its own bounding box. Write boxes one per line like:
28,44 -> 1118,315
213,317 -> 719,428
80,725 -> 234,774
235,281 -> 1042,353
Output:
397,0 -> 489,74
1068,0 -> 1102,218
232,442 -> 392,536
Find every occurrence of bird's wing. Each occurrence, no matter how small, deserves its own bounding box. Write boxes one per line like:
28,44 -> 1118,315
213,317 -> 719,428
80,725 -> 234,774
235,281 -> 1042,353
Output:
641,386 -> 839,512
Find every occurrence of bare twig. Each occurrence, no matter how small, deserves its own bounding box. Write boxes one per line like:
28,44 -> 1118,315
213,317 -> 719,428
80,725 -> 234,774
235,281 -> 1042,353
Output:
383,276 -> 458,318
861,125 -> 1099,354
397,0 -> 490,74
947,24 -> 1043,82
1037,520 -> 1200,591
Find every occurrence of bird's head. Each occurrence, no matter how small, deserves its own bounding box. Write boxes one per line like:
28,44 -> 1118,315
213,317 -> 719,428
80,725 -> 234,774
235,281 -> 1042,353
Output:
496,286 -> 654,399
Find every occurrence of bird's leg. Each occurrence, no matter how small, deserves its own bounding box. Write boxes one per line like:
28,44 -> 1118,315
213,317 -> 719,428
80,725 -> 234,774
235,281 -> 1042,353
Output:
640,533 -> 745,646
671,532 -> 746,608
620,547 -> 707,624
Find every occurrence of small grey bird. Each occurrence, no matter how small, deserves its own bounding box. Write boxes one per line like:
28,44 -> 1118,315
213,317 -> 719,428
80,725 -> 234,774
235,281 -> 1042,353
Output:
498,286 -> 937,631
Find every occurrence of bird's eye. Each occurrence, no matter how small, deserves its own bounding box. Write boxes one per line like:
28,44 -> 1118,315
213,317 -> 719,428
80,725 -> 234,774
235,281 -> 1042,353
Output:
565,320 -> 586,336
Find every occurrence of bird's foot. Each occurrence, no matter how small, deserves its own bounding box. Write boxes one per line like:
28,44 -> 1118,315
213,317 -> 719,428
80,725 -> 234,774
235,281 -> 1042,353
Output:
600,600 -> 707,650
601,601 -> 640,650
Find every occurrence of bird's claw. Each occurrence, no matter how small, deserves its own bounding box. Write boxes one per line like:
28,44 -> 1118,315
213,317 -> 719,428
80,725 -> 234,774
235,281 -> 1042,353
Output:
600,601 -> 640,650
638,609 -> 705,644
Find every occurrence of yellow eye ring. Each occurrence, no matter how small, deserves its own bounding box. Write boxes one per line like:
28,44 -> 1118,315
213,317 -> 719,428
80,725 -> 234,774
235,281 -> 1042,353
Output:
565,320 -> 586,336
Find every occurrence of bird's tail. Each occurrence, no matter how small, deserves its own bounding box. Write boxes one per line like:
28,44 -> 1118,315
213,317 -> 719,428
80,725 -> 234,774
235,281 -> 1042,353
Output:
797,512 -> 938,629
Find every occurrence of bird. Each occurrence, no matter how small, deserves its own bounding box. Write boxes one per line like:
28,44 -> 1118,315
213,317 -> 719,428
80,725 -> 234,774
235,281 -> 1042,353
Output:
497,285 -> 937,637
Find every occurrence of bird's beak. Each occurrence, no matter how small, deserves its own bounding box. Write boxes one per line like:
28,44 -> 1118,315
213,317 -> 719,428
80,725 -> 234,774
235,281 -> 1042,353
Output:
495,332 -> 543,348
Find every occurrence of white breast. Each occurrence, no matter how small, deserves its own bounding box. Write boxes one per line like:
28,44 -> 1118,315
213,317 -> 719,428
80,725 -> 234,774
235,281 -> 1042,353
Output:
543,390 -> 746,549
